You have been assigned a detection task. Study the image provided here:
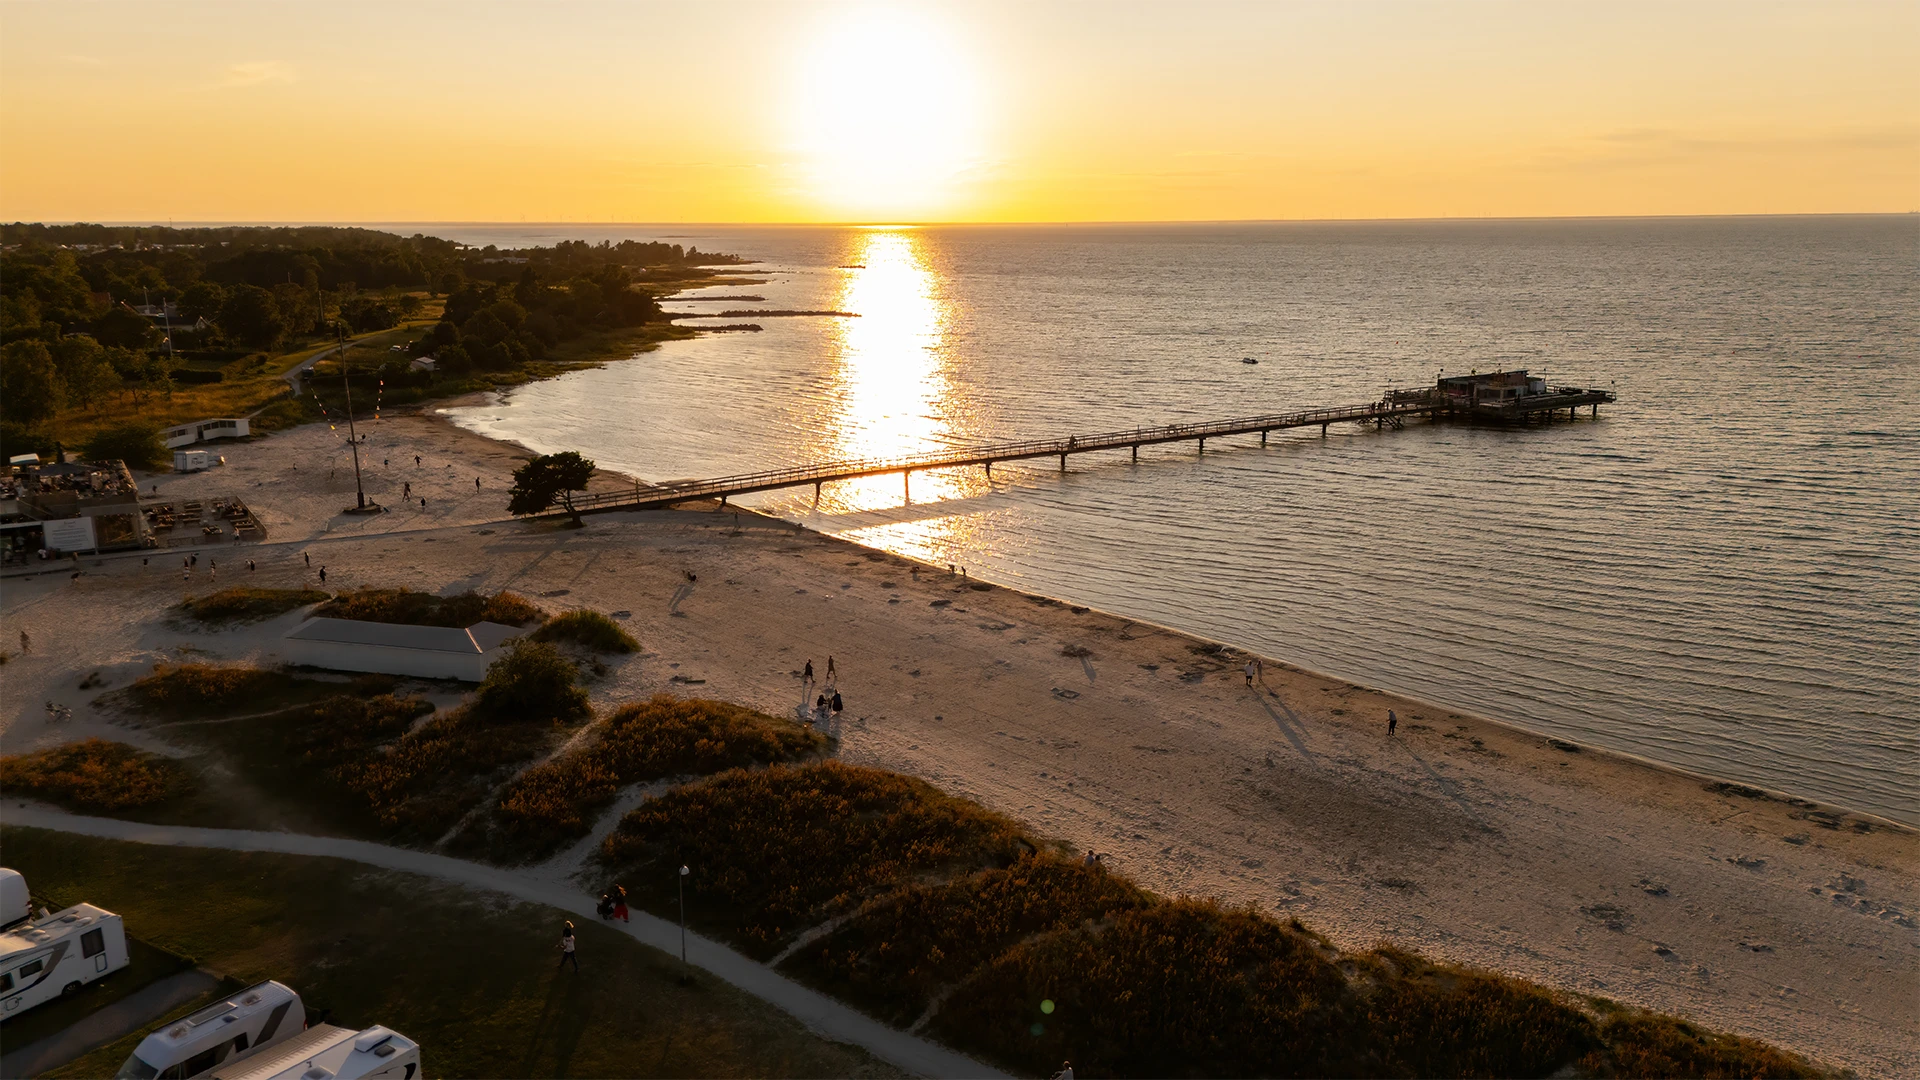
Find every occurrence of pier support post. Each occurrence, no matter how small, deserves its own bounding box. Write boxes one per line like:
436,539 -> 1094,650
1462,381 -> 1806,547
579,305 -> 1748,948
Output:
813,481 -> 822,504
903,470 -> 910,502
1198,438 -> 1205,453
1260,430 -> 1267,446
1060,454 -> 1067,472
984,461 -> 992,478
1320,423 -> 1328,436
1592,404 -> 1598,418
1131,445 -> 1138,462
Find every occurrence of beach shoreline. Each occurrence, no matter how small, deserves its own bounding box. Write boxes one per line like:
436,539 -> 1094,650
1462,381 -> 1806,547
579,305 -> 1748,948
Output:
3,411 -> 1914,1075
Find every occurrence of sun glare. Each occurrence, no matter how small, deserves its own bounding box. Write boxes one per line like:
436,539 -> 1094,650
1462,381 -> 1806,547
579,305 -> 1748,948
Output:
786,8 -> 987,220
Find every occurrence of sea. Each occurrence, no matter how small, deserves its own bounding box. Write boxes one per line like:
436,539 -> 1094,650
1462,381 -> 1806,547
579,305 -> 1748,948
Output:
412,217 -> 1920,825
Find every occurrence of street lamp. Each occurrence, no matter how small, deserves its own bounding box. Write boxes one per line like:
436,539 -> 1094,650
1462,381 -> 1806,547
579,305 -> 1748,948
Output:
678,865 -> 691,984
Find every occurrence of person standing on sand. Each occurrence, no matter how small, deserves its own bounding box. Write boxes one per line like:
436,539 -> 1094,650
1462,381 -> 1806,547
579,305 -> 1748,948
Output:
831,690 -> 843,715
18,629 -> 29,654
304,552 -> 311,568
475,477 -> 481,490
1245,661 -> 1256,687
415,455 -> 421,467
319,566 -> 327,584
1387,710 -> 1397,736
558,922 -> 578,971
613,884 -> 629,923
826,655 -> 836,685
803,659 -> 814,688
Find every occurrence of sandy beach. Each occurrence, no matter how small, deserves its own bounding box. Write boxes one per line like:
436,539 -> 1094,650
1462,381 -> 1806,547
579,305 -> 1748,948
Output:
3,411 -> 1914,1077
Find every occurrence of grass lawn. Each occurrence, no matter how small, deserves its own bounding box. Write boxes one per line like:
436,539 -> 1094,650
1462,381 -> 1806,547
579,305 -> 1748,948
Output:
4,828 -> 898,1080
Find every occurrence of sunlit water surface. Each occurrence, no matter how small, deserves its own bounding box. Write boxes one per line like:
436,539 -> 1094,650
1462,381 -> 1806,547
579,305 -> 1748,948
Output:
435,218 -> 1920,824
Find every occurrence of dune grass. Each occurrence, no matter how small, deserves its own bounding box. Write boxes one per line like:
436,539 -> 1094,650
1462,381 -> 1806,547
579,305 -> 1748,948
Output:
0,738 -> 192,812
5,828 -> 896,1080
314,587 -> 542,628
454,696 -> 823,863
529,609 -> 639,654
599,761 -> 1035,958
177,586 -> 330,625
121,663 -> 393,721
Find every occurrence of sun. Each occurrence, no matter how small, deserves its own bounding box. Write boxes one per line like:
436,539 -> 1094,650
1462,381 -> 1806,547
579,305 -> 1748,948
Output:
785,7 -> 988,220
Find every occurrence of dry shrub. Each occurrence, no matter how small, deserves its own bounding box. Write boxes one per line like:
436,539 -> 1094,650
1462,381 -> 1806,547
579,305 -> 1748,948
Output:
1357,947 -> 1598,1077
336,642 -> 586,840
481,696 -> 822,861
935,899 -> 1355,1078
179,587 -> 329,624
529,610 -> 639,653
0,738 -> 190,811
315,588 -> 541,628
1585,1014 -> 1826,1078
126,663 -> 292,717
600,760 -> 1032,955
275,694 -> 433,768
788,855 -> 1152,1026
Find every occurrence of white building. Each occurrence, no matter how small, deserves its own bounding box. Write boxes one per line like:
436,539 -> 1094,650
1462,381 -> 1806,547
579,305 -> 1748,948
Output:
280,618 -> 523,681
162,419 -> 250,450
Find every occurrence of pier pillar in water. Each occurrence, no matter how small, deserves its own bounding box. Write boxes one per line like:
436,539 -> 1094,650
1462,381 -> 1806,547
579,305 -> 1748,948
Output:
1131,445 -> 1139,462
1260,430 -> 1267,446
1060,454 -> 1067,472
1198,438 -> 1206,453
984,461 -> 992,478
903,470 -> 910,502
1321,423 -> 1328,436
813,481 -> 821,504
1592,403 -> 1599,418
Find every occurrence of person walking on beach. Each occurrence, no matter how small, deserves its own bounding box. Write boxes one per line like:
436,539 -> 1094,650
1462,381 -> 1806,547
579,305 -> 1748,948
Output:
318,566 -> 327,584
475,477 -> 482,490
304,552 -> 311,568
803,659 -> 814,687
826,655 -> 836,685
403,481 -> 410,498
18,629 -> 29,654
415,454 -> 422,467
1387,709 -> 1397,736
558,922 -> 578,971
1245,661 -> 1256,687
831,690 -> 843,715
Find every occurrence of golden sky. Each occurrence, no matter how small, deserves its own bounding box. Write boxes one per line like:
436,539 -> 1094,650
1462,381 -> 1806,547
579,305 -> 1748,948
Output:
2,0 -> 1914,223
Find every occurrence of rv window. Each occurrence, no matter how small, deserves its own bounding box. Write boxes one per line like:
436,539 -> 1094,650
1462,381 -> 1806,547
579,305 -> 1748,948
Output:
19,959 -> 42,977
180,1045 -> 220,1076
256,1000 -> 292,1043
113,1055 -> 161,1080
0,972 -> 12,992
82,927 -> 106,957
233,1033 -> 249,1053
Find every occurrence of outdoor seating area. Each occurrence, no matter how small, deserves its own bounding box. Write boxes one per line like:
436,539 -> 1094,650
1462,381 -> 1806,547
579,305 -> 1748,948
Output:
143,495 -> 265,546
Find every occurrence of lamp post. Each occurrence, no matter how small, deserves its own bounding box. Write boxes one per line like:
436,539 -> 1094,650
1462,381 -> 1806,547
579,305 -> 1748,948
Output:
678,864 -> 691,984
336,328 -> 375,514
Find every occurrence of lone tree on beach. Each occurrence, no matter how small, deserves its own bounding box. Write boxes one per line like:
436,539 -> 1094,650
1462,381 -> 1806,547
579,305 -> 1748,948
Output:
508,451 -> 596,524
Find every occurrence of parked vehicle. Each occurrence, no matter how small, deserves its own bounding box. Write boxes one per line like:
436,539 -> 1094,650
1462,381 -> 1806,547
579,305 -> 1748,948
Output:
115,980 -> 304,1080
0,868 -> 29,930
210,1023 -> 420,1080
1,893 -> 130,1018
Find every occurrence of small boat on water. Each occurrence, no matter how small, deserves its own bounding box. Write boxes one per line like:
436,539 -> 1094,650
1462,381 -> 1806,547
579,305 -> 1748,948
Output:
1241,357 -> 1258,364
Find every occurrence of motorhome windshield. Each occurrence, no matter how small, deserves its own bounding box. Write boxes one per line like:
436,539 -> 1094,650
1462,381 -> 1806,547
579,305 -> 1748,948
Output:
114,1054 -> 161,1080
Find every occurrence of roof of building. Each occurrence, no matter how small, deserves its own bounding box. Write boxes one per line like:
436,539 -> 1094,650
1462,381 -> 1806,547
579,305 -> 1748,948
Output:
284,617 -> 522,655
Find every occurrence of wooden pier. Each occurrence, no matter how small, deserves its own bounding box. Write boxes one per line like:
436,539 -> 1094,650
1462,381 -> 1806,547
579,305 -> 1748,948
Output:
563,377 -> 1615,517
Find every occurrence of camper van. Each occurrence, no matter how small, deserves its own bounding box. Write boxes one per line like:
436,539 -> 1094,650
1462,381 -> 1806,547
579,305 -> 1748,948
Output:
116,981 -> 305,1080
0,898 -> 131,1017
209,1023 -> 420,1080
0,868 -> 30,929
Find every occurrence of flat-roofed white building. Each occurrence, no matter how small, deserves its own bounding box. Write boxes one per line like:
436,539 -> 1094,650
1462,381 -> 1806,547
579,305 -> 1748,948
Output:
280,618 -> 523,681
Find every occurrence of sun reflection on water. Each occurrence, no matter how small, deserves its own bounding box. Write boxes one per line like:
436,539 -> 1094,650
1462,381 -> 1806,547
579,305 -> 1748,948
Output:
812,230 -> 987,562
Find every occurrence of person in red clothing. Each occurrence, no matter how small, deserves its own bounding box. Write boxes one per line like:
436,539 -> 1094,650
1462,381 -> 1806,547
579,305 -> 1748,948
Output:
613,883 -> 630,923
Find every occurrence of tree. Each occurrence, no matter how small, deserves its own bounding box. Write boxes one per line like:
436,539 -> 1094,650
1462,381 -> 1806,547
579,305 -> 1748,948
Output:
474,640 -> 589,726
0,339 -> 61,426
94,305 -> 160,350
507,451 -> 596,524
178,280 -> 227,321
54,334 -> 118,412
83,421 -> 166,470
219,284 -> 286,349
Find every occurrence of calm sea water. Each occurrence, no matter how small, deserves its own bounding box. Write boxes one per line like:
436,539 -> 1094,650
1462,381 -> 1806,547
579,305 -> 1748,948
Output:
430,218 -> 1920,824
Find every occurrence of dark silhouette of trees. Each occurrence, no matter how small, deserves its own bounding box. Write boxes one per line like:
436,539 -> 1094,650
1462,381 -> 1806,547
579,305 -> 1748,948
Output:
508,452 -> 596,524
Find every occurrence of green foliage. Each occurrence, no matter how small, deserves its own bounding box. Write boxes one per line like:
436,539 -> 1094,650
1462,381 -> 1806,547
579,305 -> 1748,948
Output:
473,639 -> 590,724
218,284 -> 286,349
83,420 -> 167,469
600,761 -> 1033,956
468,696 -> 824,862
788,855 -> 1153,1026
53,334 -> 119,412
177,586 -> 330,624
507,450 -> 596,520
1,338 -> 60,426
1584,1013 -> 1826,1078
528,609 -> 638,653
0,738 -> 192,811
313,587 -> 541,627
125,663 -> 303,718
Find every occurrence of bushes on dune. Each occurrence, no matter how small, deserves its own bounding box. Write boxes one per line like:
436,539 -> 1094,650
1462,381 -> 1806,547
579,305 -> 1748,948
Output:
0,738 -> 191,811
786,855 -> 1152,1026
472,696 -> 822,862
528,609 -> 638,653
178,587 -> 329,624
126,663 -> 313,718
1584,1013 -> 1825,1078
600,760 -> 1033,955
314,588 -> 541,628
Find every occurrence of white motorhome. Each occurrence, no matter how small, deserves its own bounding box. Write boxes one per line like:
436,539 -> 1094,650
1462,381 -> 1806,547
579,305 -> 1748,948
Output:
210,1024 -> 420,1080
116,980 -> 304,1080
0,868 -> 30,929
0,899 -> 131,1017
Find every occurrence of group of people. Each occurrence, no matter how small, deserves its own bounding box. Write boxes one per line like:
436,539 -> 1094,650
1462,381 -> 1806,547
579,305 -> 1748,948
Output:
595,883 -> 630,924
802,656 -> 843,724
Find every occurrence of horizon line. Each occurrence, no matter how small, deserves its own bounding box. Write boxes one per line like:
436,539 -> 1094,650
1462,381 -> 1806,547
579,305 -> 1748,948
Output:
8,211 -> 1916,230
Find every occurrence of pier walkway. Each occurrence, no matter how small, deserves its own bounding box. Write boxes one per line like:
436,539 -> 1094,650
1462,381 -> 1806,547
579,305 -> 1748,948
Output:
566,383 -> 1614,516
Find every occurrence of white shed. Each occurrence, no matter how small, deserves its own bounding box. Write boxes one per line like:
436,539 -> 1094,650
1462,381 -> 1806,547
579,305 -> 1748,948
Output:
280,618 -> 523,681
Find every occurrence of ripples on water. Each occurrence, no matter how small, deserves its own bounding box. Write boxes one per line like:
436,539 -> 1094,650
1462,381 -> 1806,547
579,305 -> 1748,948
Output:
441,217 -> 1920,823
